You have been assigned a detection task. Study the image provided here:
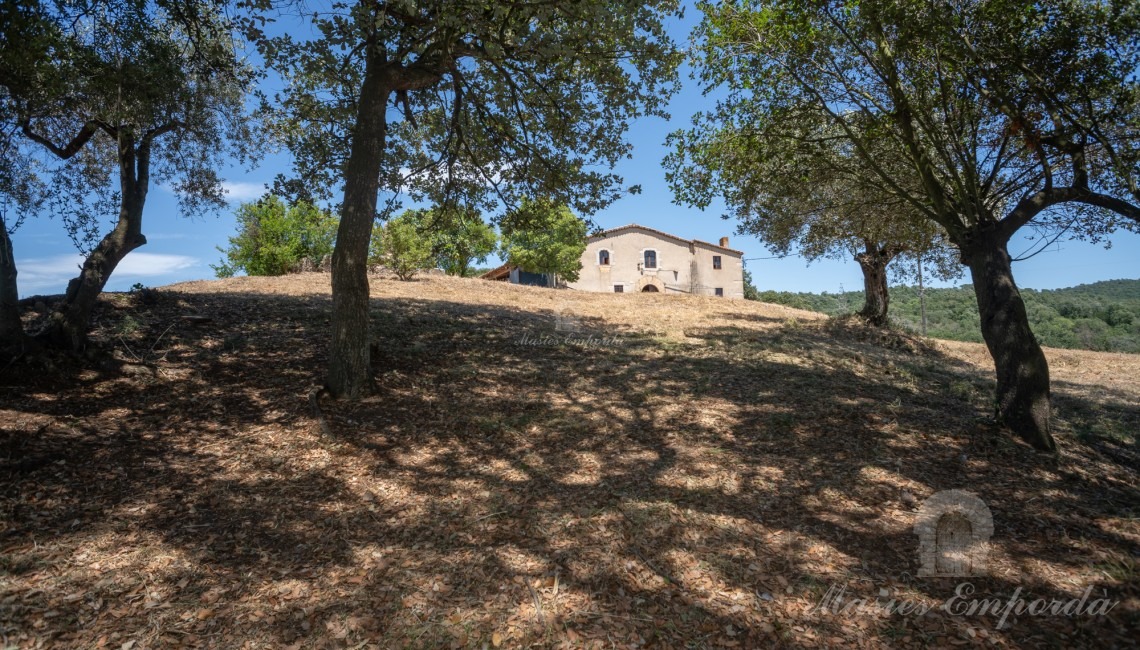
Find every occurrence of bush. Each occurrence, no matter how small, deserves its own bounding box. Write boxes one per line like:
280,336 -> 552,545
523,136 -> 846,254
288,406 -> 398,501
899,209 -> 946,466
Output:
743,270 -> 760,300
212,195 -> 337,277
370,212 -> 434,280
416,206 -> 498,277
499,200 -> 587,283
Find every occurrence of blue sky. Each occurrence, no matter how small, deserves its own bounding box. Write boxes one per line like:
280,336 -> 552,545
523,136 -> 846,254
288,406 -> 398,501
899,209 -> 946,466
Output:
10,6 -> 1139,297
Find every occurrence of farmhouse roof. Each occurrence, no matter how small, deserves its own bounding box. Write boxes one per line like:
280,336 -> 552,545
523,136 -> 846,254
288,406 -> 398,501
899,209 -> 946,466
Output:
480,263 -> 512,280
590,224 -> 744,255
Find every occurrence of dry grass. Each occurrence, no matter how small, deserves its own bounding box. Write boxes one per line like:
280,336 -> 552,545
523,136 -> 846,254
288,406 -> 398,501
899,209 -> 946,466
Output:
1,272 -> 1137,649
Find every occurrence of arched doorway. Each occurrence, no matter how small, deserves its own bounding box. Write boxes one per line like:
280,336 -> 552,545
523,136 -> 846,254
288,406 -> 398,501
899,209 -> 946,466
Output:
914,490 -> 994,578
635,276 -> 664,293
934,512 -> 974,575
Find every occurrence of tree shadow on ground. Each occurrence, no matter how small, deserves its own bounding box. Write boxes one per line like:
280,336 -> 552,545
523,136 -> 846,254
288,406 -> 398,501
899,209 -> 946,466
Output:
0,285 -> 1136,648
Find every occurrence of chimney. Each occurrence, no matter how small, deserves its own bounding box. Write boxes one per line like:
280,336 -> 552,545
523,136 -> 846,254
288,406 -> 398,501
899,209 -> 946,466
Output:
719,236 -> 729,248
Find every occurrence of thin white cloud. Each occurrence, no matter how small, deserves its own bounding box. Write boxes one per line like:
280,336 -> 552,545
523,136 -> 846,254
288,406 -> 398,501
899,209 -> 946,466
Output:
17,252 -> 199,295
18,255 -> 86,294
156,180 -> 266,203
117,252 -> 198,276
221,181 -> 266,202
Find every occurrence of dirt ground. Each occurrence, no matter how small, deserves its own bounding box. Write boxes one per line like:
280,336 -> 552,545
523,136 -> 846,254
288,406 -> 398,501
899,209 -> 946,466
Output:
1,272 -> 1137,648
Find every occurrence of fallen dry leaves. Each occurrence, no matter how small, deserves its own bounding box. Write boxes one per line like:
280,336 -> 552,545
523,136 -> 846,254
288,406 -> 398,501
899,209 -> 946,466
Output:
0,272 -> 1137,648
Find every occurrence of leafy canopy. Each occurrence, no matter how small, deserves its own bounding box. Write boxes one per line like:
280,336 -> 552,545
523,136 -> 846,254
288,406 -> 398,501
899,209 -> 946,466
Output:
255,0 -> 683,216
675,0 -> 1140,252
743,269 -> 761,301
213,195 -> 338,278
668,108 -> 961,282
416,205 -> 498,277
2,0 -> 255,251
500,200 -> 587,283
247,0 -> 683,398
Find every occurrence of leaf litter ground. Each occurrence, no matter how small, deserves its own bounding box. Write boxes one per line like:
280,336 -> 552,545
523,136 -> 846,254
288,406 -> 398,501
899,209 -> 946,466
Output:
1,273 -> 1137,648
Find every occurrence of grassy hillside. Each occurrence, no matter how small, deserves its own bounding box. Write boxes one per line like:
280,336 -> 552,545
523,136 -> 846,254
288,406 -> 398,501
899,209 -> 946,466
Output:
756,278 -> 1140,353
1,273 -> 1137,648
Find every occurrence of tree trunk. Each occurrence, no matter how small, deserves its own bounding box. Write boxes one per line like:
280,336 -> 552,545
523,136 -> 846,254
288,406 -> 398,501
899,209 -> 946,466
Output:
0,212 -> 27,350
855,240 -> 896,327
917,253 -> 927,336
963,231 -> 1055,452
38,132 -> 148,351
327,55 -> 391,399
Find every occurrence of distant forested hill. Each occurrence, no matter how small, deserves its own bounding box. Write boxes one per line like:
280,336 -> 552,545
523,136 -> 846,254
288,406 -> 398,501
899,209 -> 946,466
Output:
754,279 -> 1140,353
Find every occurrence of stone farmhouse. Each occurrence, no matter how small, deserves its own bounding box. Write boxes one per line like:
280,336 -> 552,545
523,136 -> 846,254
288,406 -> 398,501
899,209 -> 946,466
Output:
483,224 -> 745,298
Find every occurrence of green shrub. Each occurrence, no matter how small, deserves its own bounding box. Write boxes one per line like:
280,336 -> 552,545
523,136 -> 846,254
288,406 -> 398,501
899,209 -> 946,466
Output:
212,195 -> 337,277
499,199 -> 587,283
370,212 -> 434,280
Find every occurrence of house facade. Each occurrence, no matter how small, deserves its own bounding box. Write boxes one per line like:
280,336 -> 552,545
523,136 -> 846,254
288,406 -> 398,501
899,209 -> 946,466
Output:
567,224 -> 745,298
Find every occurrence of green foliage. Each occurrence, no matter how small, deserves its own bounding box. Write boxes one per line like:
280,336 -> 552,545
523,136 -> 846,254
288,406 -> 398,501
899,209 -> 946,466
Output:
252,0 -> 683,396
743,269 -> 760,301
370,211 -> 435,281
417,206 -> 498,277
673,0 -> 1140,333
1,0 -> 256,348
755,289 -> 817,312
674,0 -> 1140,254
757,280 -> 1140,354
363,205 -> 496,277
500,200 -> 587,283
3,0 -> 256,251
666,94 -> 960,285
676,0 -> 1140,246
213,196 -> 337,278
675,0 -> 1140,448
258,0 -> 683,216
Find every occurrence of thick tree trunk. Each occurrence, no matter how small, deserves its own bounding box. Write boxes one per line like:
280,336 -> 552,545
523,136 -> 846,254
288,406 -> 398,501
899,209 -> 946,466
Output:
0,213 -> 27,350
963,231 -> 1056,452
855,240 -> 896,327
327,55 -> 391,399
39,132 -> 147,351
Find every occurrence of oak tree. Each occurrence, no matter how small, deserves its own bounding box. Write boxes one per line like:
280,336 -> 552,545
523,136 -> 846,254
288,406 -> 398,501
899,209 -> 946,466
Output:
673,0 -> 1140,451
421,205 -> 498,278
668,114 -> 960,326
256,0 -> 681,398
1,0 -> 254,350
213,195 -> 338,278
368,210 -> 434,281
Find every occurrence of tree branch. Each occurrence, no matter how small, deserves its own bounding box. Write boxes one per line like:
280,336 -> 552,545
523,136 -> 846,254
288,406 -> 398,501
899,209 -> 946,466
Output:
20,120 -> 100,159
1000,186 -> 1140,239
141,120 -> 187,146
